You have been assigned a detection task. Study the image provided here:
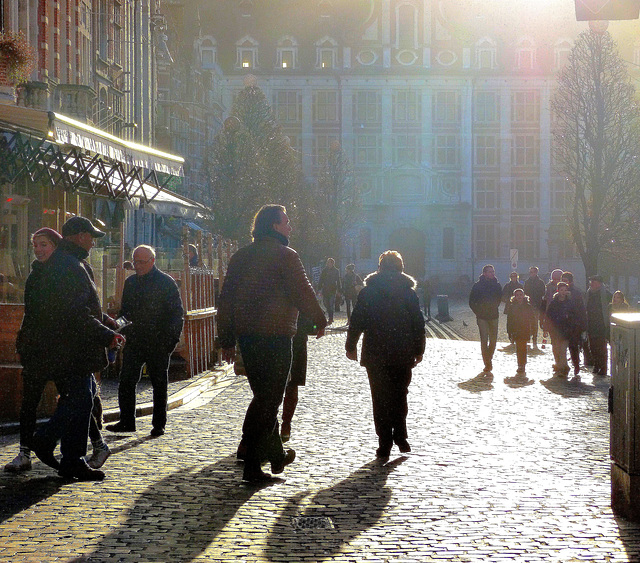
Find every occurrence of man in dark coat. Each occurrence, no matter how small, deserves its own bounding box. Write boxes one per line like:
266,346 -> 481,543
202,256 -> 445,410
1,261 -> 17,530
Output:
586,275 -> 613,376
31,216 -> 123,481
469,264 -> 503,373
523,266 -> 546,349
217,204 -> 327,482
318,257 -> 341,324
345,251 -> 426,459
106,245 -> 184,437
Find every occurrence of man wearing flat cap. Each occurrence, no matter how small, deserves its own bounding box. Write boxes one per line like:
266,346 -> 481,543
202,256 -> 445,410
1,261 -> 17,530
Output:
586,275 -> 613,376
30,216 -> 124,481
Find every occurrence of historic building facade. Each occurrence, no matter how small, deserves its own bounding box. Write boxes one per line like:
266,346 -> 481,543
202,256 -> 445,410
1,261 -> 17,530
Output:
177,0 -> 640,290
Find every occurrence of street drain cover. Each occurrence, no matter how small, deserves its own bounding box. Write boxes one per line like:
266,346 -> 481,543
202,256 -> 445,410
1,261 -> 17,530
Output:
291,516 -> 334,530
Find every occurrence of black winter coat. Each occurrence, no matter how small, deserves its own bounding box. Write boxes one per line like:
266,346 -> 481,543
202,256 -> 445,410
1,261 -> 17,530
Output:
506,298 -> 535,341
346,271 -> 426,367
545,294 -> 587,340
31,239 -> 116,377
469,275 -> 502,320
119,266 -> 184,353
524,276 -> 546,311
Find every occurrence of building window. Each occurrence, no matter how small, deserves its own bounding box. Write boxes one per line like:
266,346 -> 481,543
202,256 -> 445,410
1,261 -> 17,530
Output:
512,91 -> 540,123
554,39 -> 572,71
551,177 -> 572,212
475,178 -> 499,209
475,224 -> 498,259
239,0 -> 253,17
313,134 -> 340,167
313,90 -> 338,122
433,91 -> 460,123
396,3 -> 417,49
354,134 -> 381,165
442,227 -> 455,259
475,91 -> 499,123
315,36 -> 338,69
516,37 -> 536,70
434,135 -> 459,167
360,227 -> 371,259
393,90 -> 421,122
393,135 -> 420,164
511,223 -> 539,259
353,91 -> 381,124
475,135 -> 498,167
476,37 -> 497,70
199,37 -> 216,67
277,36 -> 298,69
273,91 -> 301,123
512,135 -> 539,167
512,178 -> 539,209
235,35 -> 259,69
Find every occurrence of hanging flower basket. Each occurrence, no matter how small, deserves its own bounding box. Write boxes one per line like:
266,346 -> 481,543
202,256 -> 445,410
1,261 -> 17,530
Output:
0,31 -> 36,86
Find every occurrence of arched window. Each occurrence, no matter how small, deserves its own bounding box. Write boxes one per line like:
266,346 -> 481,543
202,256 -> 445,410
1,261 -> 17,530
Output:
476,37 -> 497,70
554,39 -> 572,71
315,36 -> 338,69
516,37 -> 536,70
318,0 -> 333,21
276,36 -> 298,69
198,36 -> 216,68
239,0 -> 253,18
235,35 -> 259,69
396,2 -> 417,49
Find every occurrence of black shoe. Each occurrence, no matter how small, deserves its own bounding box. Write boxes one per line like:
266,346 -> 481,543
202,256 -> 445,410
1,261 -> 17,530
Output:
150,427 -> 165,437
59,461 -> 105,481
106,422 -> 136,433
396,440 -> 411,454
30,436 -> 60,470
243,466 -> 273,483
376,445 -> 392,459
271,449 -> 295,475
236,442 -> 247,461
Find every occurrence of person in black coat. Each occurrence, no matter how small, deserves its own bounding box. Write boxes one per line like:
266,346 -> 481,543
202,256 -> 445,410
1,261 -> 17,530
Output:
345,251 -> 426,459
506,288 -> 535,374
469,265 -> 503,373
107,245 -> 184,436
523,266 -> 546,349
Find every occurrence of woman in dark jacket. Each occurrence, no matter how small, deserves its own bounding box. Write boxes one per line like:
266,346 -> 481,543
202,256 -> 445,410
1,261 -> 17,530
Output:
345,251 -> 426,458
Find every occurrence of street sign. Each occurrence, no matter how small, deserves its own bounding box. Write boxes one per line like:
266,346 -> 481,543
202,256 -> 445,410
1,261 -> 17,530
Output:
575,0 -> 640,20
510,248 -> 518,271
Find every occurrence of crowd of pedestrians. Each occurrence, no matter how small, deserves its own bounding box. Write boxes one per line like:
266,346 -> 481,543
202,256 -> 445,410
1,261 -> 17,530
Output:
3,203 -> 632,484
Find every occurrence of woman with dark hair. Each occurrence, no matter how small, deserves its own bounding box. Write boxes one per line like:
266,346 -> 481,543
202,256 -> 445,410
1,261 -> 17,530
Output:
345,250 -> 426,458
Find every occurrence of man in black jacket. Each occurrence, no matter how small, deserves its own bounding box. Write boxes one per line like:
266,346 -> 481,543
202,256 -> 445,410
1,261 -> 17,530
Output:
31,216 -> 123,481
107,245 -> 184,436
524,266 -> 546,350
469,264 -> 503,373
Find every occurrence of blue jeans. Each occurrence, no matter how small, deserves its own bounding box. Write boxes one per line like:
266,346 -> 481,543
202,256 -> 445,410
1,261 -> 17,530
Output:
37,373 -> 96,468
238,334 -> 292,467
477,318 -> 499,370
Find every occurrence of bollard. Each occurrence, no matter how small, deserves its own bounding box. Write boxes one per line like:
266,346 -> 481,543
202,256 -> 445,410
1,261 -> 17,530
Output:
610,312 -> 640,521
435,294 -> 453,322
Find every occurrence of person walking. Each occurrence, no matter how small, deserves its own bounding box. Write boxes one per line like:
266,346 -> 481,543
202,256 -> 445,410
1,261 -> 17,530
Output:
501,272 -> 524,351
506,288 -> 535,375
342,264 -> 362,324
29,217 -> 124,481
422,275 -> 433,321
469,265 -> 503,374
544,282 -> 586,381
523,266 -> 545,350
345,251 -> 425,458
217,204 -> 327,482
586,275 -> 613,377
106,245 -> 184,437
318,258 -> 341,324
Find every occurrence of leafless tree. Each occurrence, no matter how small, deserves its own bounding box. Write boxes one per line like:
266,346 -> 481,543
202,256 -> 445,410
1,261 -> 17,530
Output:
551,30 -> 640,279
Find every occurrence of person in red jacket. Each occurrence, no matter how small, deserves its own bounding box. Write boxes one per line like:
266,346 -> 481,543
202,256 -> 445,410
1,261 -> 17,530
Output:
217,204 -> 327,482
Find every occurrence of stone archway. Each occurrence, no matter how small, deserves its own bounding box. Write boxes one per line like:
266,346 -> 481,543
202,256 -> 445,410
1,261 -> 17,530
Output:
388,227 -> 426,280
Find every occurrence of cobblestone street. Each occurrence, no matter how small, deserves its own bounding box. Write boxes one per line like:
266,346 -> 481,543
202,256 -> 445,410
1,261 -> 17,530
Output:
1,322 -> 640,562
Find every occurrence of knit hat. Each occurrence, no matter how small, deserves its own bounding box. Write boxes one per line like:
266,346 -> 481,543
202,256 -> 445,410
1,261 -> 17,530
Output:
32,227 -> 62,245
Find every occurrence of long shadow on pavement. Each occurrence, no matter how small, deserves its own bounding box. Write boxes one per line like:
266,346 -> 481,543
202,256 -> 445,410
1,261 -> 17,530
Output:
0,472 -> 65,523
264,457 -> 406,562
68,454 -> 278,563
539,376 -> 596,398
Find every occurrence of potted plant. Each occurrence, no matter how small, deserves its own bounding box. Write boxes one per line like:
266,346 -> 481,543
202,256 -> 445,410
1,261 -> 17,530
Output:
0,31 -> 36,103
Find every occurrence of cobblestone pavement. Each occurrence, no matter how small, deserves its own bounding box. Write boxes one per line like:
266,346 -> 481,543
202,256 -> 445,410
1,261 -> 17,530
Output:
1,326 -> 640,563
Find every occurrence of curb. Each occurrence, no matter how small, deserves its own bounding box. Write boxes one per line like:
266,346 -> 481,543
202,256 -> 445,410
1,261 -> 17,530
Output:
0,364 -> 237,436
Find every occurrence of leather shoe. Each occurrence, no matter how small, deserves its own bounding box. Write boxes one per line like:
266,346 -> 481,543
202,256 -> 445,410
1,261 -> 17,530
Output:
243,466 -> 273,483
59,461 -> 105,481
30,436 -> 60,470
396,439 -> 411,453
106,422 -> 136,433
270,449 -> 295,475
376,445 -> 391,459
150,427 -> 165,437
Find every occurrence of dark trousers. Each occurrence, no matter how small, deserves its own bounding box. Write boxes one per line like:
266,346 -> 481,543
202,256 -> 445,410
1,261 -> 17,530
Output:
477,318 -> 499,370
323,293 -> 336,322
424,295 -> 431,317
515,339 -> 528,368
366,364 -> 412,448
239,334 -> 292,467
345,296 -> 354,321
36,373 -> 95,468
118,346 -> 171,430
22,369 -> 101,447
589,334 -> 608,374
